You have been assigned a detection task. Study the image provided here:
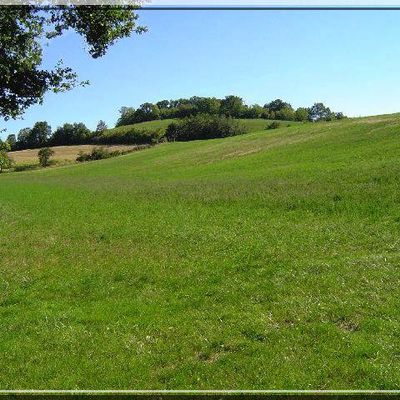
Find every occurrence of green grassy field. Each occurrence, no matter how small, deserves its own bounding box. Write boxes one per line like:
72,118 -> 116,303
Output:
1,114 -> 400,389
105,118 -> 175,136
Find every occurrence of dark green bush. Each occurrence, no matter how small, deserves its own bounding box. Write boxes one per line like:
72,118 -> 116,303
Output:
165,114 -> 246,142
76,145 -> 151,163
76,147 -> 119,162
76,151 -> 90,162
266,121 -> 281,130
38,147 -> 54,167
91,147 -> 120,160
14,163 -> 39,172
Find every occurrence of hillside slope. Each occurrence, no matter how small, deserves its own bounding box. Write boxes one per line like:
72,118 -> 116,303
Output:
1,114 -> 400,389
105,117 -> 298,136
8,119 -> 296,167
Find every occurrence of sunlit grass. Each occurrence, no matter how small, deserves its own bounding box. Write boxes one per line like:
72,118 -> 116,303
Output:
1,115 -> 400,389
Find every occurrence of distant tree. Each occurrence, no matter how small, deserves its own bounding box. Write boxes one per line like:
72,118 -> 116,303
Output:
116,107 -> 136,127
156,100 -> 170,109
0,140 -> 12,173
335,112 -> 346,120
6,134 -> 17,150
159,107 -> 175,120
134,103 -> 161,123
275,106 -> 295,121
51,123 -> 91,145
174,98 -> 192,108
38,147 -> 55,167
168,99 -> 179,108
295,107 -> 310,122
264,99 -> 292,116
14,122 -> 51,149
247,104 -> 264,119
0,5 -> 146,120
17,128 -> 32,149
188,96 -> 202,106
168,99 -> 181,109
260,109 -> 271,119
308,103 -> 333,121
30,121 -> 52,147
195,97 -> 221,115
158,98 -> 194,119
220,95 -> 244,118
175,103 -> 196,118
96,120 -> 108,133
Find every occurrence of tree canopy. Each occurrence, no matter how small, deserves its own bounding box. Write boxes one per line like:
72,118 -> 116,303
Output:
5,96 -> 346,152
38,147 -> 55,167
0,5 -> 145,120
51,123 -> 92,146
115,96 -> 345,127
309,103 -> 334,121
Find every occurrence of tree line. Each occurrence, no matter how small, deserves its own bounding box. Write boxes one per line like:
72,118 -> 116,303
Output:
3,96 -> 345,151
4,121 -> 108,151
116,96 -> 345,127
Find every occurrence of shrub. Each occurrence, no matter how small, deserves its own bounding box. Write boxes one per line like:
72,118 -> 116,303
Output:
77,145 -> 151,163
14,163 -> 38,172
76,147 -> 118,162
90,147 -> 118,160
38,147 -> 54,167
266,121 -> 281,130
165,114 -> 247,142
76,151 -> 90,163
335,112 -> 346,120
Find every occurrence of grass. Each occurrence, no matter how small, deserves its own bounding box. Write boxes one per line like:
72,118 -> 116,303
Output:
240,118 -> 298,131
7,119 -> 294,170
1,114 -> 400,389
106,118 -> 298,137
105,119 -> 175,137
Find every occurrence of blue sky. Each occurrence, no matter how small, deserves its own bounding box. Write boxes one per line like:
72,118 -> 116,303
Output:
2,10 -> 400,138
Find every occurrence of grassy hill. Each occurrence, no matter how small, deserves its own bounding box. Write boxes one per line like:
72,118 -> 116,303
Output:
8,119 -> 298,169
105,118 -> 298,136
1,114 -> 400,389
105,118 -> 175,136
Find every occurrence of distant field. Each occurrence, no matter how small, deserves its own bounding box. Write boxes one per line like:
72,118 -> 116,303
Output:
2,114 -> 400,389
9,144 -> 137,164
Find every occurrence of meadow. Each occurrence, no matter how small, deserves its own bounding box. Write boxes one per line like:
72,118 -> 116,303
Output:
1,114 -> 400,389
7,119 -> 293,168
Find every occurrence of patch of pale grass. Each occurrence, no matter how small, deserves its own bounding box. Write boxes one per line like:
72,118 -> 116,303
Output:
9,145 -> 137,164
